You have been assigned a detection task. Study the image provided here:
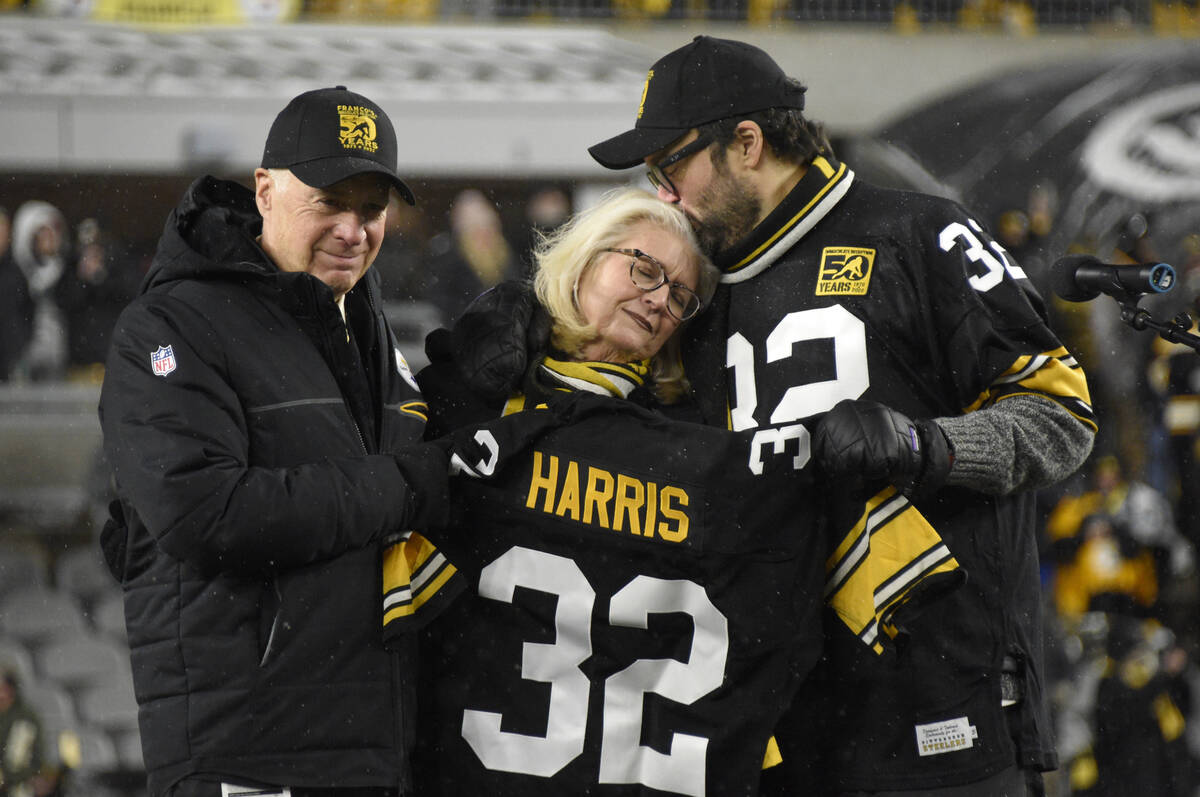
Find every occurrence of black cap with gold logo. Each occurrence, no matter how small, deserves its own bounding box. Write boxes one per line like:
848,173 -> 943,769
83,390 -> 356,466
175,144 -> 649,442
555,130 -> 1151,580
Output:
261,86 -> 415,205
588,36 -> 806,170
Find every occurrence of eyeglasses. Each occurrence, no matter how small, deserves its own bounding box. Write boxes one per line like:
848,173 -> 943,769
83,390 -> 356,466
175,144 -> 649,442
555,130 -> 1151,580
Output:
646,136 -> 711,196
603,248 -> 702,321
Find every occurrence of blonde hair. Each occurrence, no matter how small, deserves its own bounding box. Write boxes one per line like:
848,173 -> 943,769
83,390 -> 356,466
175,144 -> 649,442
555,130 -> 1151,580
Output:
532,187 -> 718,403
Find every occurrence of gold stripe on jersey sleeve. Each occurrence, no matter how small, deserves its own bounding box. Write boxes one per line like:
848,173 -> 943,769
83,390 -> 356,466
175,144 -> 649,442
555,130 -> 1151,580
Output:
962,348 -> 1097,432
825,487 -> 961,654
383,531 -> 460,627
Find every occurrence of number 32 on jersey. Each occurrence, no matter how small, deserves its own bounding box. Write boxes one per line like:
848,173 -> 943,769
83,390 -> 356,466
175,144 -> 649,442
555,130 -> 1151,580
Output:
462,546 -> 728,796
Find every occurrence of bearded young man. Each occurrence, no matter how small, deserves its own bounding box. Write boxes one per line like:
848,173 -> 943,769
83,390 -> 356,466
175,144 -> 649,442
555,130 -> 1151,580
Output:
581,36 -> 1097,797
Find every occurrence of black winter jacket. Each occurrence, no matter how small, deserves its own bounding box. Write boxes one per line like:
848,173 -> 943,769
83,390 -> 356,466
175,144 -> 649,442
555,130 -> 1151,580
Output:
99,176 -> 437,795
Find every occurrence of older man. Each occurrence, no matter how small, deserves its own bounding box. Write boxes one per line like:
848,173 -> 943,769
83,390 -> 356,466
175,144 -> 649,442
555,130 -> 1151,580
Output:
99,86 -> 451,797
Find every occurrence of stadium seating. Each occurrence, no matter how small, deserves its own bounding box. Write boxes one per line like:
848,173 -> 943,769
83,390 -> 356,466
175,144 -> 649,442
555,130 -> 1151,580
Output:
0,585 -> 90,645
36,635 -> 132,692
71,725 -> 120,772
0,385 -> 103,530
55,544 -> 118,608
113,727 -> 144,771
92,592 -> 128,643
20,680 -> 78,768
77,679 -> 140,736
0,542 -> 51,597
0,634 -> 37,686
0,556 -> 144,794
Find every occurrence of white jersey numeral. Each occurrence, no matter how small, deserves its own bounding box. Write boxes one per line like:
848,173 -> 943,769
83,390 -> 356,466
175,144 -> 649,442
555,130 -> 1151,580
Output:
599,577 -> 727,795
462,547 -> 592,775
727,306 -> 868,472
938,218 -> 1025,292
461,546 -> 730,796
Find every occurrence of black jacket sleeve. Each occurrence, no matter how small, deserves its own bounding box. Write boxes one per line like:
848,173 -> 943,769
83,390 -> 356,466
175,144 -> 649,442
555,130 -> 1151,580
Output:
100,295 -> 421,575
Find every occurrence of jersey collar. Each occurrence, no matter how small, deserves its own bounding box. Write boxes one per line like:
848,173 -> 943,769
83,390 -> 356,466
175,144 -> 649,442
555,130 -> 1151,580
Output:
715,155 -> 855,284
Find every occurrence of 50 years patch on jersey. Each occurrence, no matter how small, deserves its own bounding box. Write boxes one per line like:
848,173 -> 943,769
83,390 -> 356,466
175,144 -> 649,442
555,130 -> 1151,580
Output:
816,247 -> 875,296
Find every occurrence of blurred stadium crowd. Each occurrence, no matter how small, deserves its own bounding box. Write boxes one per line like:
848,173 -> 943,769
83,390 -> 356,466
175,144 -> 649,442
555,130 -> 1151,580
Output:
6,0 -> 1200,33
0,5 -> 1199,797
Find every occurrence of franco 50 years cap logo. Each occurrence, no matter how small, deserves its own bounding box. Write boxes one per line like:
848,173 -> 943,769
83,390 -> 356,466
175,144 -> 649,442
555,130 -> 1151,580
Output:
637,69 -> 654,120
337,104 -> 379,154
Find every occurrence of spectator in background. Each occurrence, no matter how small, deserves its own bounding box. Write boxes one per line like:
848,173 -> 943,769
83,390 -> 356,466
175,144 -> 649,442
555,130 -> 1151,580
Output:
1147,244 -> 1200,558
1046,455 -> 1194,626
55,218 -> 139,380
0,206 -> 32,382
8,201 -> 69,382
0,668 -> 55,797
1049,512 -> 1160,620
514,184 -> 571,271
1081,617 -> 1195,797
421,188 -> 520,324
373,193 -> 432,304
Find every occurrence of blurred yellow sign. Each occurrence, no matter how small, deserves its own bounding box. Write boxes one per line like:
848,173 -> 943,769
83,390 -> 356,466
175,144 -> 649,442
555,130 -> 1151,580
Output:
73,0 -> 300,24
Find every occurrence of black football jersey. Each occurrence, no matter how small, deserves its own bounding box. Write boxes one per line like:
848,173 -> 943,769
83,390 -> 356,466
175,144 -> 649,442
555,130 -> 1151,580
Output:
682,157 -> 1096,791
411,395 -> 824,796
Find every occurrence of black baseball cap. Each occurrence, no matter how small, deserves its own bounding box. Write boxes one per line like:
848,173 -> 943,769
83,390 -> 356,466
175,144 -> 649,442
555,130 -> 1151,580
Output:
589,36 -> 807,170
261,86 -> 415,205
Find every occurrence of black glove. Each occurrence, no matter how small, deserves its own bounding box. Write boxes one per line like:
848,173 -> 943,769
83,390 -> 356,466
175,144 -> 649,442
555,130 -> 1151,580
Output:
450,280 -> 552,402
392,443 -> 452,529
812,399 -> 953,500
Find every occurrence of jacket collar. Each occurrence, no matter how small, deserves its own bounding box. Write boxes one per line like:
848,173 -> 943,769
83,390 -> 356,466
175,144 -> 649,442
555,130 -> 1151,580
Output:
715,156 -> 855,284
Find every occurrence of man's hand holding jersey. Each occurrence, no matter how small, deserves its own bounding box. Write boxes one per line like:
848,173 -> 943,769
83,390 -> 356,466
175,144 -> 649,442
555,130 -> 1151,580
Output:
390,444 -> 453,530
813,399 -> 954,501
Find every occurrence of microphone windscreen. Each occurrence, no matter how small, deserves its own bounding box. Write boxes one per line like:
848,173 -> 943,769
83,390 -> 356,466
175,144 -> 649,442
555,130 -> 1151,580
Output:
1050,254 -> 1100,302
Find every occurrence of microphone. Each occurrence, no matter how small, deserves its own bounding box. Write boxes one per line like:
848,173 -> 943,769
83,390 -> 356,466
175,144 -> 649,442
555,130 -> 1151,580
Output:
1051,255 -> 1176,302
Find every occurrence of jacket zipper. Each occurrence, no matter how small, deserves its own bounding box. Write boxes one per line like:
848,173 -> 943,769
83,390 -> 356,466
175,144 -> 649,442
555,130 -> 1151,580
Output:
258,579 -> 284,667
313,273 -> 371,455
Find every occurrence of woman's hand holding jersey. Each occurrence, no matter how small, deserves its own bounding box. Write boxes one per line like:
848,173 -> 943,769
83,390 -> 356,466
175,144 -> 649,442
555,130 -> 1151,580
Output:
448,279 -> 551,402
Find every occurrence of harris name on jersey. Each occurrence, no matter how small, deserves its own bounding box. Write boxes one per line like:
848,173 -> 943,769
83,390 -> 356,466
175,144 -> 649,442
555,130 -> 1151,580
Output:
521,449 -> 698,547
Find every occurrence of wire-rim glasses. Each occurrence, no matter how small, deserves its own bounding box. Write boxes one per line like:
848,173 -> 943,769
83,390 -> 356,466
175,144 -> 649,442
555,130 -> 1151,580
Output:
646,136 -> 712,196
603,248 -> 702,321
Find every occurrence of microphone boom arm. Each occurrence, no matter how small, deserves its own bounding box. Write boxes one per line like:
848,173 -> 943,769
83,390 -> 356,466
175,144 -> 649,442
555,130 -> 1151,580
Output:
1116,296 -> 1200,353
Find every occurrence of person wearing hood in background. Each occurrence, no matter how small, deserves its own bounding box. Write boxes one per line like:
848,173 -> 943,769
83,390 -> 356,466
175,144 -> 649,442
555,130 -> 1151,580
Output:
5,200 -> 69,382
97,86 -> 453,797
0,205 -> 29,382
